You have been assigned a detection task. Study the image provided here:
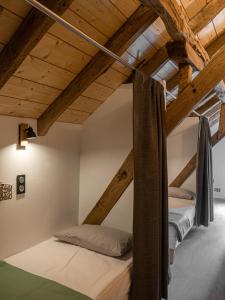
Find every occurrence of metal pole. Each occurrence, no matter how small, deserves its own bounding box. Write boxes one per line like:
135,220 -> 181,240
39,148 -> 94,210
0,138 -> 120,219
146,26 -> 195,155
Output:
25,0 -> 135,71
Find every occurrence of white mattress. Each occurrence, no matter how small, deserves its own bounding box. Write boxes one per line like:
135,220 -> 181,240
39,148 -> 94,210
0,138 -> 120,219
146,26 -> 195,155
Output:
169,196 -> 196,250
5,238 -> 132,300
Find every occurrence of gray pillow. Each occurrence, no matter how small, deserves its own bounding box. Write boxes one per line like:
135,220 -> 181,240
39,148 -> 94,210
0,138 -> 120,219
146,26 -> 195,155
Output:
55,224 -> 132,257
168,187 -> 195,200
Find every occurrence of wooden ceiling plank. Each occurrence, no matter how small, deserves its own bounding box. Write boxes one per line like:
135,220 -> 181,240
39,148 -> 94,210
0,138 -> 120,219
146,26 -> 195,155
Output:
37,5 -> 158,135
0,0 -> 73,90
83,45 -> 225,225
58,109 -> 90,124
189,0 -> 225,33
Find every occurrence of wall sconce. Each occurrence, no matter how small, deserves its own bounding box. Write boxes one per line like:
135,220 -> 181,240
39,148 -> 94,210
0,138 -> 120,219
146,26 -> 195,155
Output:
18,123 -> 37,149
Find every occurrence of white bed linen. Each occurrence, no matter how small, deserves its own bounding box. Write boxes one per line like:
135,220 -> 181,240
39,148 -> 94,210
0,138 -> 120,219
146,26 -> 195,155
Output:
169,196 -> 196,250
5,238 -> 132,300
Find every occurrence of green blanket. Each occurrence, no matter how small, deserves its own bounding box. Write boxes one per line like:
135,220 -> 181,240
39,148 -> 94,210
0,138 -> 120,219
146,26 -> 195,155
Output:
0,261 -> 92,300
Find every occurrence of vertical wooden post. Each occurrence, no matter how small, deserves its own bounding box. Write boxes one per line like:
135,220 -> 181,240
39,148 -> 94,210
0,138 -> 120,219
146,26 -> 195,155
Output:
178,64 -> 193,94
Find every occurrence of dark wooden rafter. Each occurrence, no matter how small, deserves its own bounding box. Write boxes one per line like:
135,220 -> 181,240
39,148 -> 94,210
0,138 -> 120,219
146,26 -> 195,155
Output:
0,0 -> 73,89
37,5 -> 158,135
37,0 -> 224,134
84,44 -> 225,225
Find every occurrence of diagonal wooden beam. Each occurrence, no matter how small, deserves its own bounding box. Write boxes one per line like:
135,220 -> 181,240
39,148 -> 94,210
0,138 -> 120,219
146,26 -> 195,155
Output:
189,0 -> 225,34
37,6 -> 158,135
0,0 -> 73,89
218,104 -> 225,139
38,0 -> 224,135
84,45 -> 225,225
170,128 -> 225,187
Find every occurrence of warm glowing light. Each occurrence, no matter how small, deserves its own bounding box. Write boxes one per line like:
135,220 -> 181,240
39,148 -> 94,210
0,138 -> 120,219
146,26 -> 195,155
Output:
21,140 -> 28,147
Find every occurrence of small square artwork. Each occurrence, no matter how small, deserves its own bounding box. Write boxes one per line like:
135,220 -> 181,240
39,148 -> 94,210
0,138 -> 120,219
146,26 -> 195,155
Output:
0,184 -> 12,201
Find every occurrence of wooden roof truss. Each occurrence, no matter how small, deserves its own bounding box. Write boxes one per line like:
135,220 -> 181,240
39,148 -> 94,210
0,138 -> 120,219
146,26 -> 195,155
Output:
0,1 -> 225,218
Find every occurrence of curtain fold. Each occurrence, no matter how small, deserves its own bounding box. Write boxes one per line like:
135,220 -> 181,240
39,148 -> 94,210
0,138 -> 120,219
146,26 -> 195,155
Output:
132,70 -> 168,300
196,116 -> 214,227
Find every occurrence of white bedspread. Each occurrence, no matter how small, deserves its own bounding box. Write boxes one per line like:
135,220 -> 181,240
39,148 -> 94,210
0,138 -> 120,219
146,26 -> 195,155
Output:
169,196 -> 196,250
5,238 -> 132,300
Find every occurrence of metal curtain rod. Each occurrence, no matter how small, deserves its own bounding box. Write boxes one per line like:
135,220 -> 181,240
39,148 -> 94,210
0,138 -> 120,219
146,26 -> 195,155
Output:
26,0 -> 178,103
25,0 -> 135,71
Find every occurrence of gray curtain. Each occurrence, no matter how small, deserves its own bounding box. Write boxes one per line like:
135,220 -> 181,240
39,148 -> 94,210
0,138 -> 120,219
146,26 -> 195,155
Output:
131,71 -> 168,300
196,116 -> 214,227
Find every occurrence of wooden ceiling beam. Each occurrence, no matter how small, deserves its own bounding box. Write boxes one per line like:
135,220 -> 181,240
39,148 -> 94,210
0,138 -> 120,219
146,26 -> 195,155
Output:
141,0 -> 210,64
166,40 -> 205,71
166,45 -> 225,135
37,0 -> 223,134
189,0 -> 225,33
84,45 -> 225,225
167,33 -> 225,92
0,0 -> 73,89
37,5 -> 158,135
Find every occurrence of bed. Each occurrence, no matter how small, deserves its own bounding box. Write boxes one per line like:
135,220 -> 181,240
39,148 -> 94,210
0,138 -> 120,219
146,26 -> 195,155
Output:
169,196 -> 196,263
2,238 -> 132,300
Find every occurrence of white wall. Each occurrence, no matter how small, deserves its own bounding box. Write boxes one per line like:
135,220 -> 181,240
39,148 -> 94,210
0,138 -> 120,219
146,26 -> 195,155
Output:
0,116 -> 81,259
79,84 -> 199,233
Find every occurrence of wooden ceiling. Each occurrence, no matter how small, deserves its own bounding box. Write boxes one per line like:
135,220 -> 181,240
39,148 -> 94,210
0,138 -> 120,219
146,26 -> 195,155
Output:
0,0 -> 225,131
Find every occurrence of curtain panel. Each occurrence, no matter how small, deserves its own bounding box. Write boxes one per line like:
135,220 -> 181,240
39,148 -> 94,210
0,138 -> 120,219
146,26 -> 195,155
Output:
132,71 -> 168,300
196,116 -> 214,227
